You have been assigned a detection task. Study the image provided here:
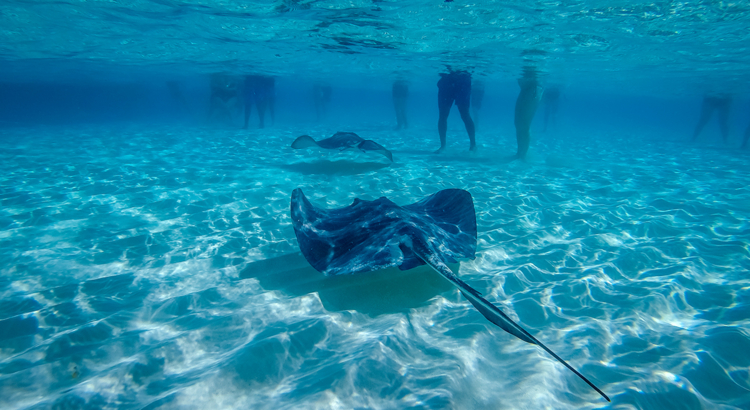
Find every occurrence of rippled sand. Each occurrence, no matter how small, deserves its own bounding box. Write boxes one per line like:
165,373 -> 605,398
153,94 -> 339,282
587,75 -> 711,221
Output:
1,124 -> 749,409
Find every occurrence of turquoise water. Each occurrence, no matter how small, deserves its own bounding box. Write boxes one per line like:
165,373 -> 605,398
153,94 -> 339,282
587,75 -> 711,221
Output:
1,1 -> 750,409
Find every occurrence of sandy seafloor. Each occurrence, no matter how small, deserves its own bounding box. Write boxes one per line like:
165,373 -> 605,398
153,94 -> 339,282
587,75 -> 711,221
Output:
0,123 -> 749,410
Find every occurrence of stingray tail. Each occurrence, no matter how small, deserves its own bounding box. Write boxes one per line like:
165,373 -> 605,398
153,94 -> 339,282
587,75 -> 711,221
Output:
409,240 -> 610,402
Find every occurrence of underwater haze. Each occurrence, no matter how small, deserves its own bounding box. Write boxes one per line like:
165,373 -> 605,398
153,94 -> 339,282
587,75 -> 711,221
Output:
1,1 -> 750,409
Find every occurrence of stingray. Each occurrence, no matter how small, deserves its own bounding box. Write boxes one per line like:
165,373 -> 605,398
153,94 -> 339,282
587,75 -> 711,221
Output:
290,188 -> 610,402
291,131 -> 393,162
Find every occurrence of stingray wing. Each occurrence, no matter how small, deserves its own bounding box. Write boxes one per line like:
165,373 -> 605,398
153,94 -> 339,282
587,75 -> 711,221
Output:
398,188 -> 477,269
291,189 -> 406,275
291,135 -> 320,149
357,140 -> 393,162
317,132 -> 364,150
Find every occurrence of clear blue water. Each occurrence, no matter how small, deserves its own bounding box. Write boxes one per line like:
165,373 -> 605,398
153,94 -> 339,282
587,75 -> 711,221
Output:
1,1 -> 750,409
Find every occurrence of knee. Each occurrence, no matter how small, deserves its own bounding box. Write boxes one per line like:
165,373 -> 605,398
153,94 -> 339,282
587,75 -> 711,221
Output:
458,109 -> 472,122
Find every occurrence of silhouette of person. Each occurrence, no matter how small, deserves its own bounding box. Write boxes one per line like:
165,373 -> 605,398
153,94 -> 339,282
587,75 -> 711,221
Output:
208,74 -> 241,125
542,86 -> 560,132
313,83 -> 332,121
166,81 -> 189,119
514,67 -> 543,159
243,76 -> 257,129
167,81 -> 184,106
257,76 -> 275,127
436,70 -> 475,153
692,94 -> 732,143
392,80 -> 409,130
244,75 -> 275,129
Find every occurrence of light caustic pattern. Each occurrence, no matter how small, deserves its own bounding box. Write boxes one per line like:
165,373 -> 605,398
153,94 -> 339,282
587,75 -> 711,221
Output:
0,125 -> 749,409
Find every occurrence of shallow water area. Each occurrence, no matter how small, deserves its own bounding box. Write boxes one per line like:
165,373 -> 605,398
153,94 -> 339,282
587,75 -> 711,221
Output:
1,124 -> 749,409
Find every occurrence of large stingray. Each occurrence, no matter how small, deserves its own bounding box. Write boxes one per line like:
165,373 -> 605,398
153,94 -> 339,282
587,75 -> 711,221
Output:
291,131 -> 393,162
290,188 -> 610,402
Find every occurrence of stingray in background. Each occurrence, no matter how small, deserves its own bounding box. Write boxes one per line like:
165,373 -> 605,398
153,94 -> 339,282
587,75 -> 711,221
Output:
291,131 -> 393,162
290,188 -> 610,402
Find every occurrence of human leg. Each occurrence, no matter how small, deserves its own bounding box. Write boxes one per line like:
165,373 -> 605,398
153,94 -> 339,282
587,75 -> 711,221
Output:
437,88 -> 453,152
456,104 -> 476,150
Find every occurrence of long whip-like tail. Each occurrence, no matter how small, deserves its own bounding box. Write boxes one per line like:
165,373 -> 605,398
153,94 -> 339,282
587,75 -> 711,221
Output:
410,241 -> 610,402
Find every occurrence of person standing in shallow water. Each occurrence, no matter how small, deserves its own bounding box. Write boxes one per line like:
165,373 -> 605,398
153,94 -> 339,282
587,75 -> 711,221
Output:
254,76 -> 275,128
392,80 -> 409,130
243,75 -> 275,129
692,94 -> 732,143
436,70 -> 476,153
514,68 -> 543,159
208,73 -> 241,125
243,75 -> 257,129
313,82 -> 332,121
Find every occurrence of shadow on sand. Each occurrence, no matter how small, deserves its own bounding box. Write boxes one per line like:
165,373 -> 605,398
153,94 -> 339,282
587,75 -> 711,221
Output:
279,160 -> 391,175
239,253 -> 455,316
